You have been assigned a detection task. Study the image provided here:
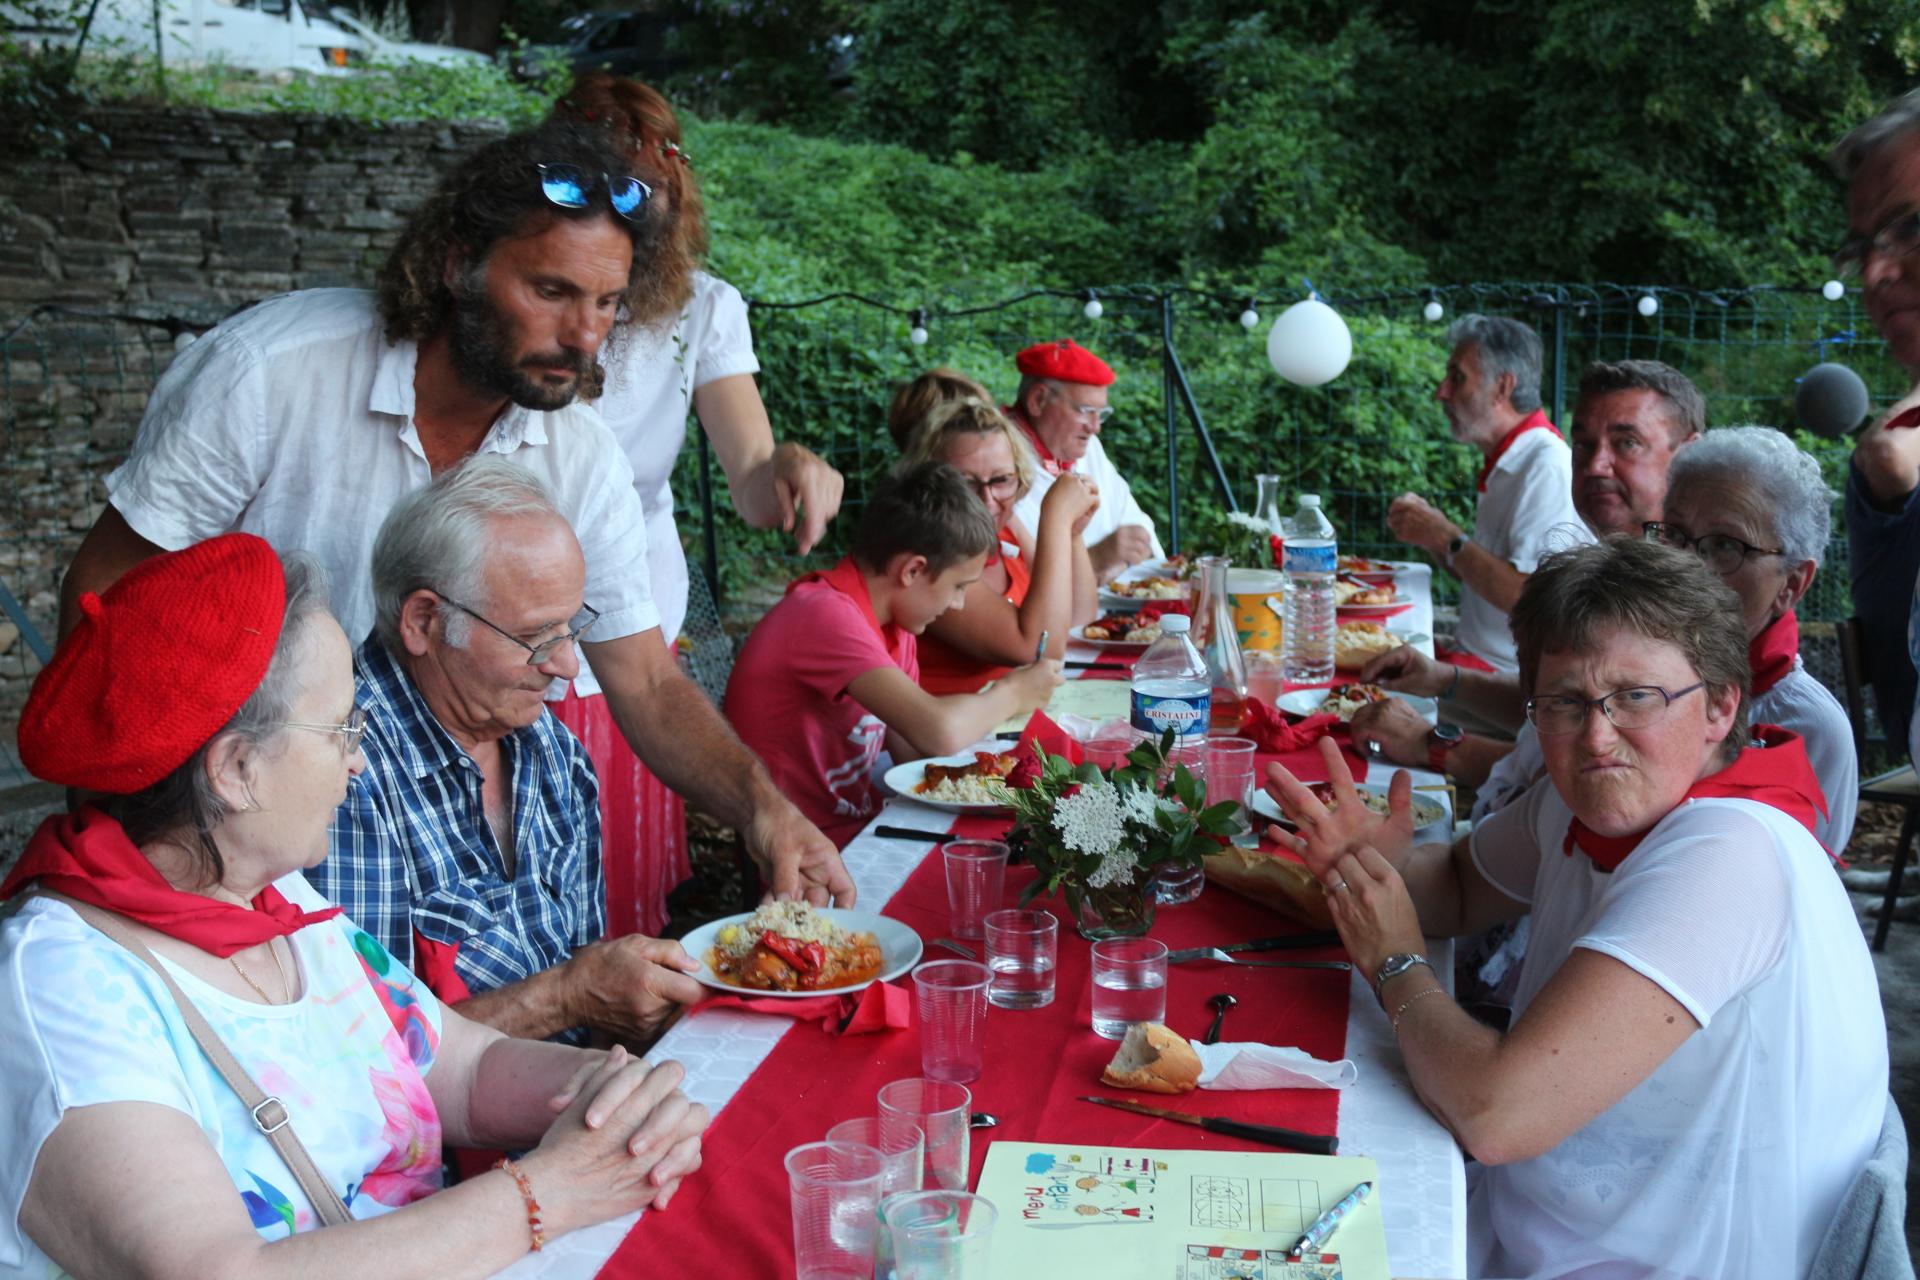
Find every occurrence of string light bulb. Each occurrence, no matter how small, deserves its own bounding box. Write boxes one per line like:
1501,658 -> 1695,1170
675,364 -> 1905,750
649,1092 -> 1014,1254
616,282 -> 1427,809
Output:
1636,294 -> 1659,317
1822,280 -> 1845,301
1083,289 -> 1103,321
1422,298 -> 1444,323
1239,299 -> 1259,331
908,308 -> 928,346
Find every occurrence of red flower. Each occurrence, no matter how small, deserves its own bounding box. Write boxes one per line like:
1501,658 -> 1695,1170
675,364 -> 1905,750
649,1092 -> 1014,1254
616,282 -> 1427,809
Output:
1061,783 -> 1083,798
1269,533 -> 1285,570
1007,754 -> 1043,790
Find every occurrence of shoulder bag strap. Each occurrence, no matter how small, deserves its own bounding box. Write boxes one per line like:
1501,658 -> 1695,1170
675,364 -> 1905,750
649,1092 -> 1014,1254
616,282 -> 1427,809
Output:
59,898 -> 353,1228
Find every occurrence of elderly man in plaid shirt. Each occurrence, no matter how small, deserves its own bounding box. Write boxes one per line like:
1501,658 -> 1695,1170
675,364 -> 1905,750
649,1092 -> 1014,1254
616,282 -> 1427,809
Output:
314,457 -> 702,1045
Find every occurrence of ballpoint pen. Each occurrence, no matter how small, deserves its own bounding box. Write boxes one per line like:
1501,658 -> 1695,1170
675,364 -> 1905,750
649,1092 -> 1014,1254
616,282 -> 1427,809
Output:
1290,1180 -> 1372,1256
1035,629 -> 1050,663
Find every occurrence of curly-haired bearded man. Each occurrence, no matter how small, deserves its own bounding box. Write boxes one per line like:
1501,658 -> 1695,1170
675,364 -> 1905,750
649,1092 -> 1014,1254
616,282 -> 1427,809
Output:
58,122 -> 854,955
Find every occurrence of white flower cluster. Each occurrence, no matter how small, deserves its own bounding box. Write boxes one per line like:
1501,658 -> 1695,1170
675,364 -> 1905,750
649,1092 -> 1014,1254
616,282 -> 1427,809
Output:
1226,511 -> 1270,534
1119,784 -> 1159,827
1056,778 -> 1126,855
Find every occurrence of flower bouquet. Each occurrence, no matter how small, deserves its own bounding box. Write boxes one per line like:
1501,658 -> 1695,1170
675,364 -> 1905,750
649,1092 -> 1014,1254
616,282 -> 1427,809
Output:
1004,729 -> 1242,939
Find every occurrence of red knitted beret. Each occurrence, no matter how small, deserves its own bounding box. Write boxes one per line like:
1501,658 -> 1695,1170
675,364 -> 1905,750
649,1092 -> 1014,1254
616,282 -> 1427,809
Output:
1014,339 -> 1115,387
18,533 -> 287,793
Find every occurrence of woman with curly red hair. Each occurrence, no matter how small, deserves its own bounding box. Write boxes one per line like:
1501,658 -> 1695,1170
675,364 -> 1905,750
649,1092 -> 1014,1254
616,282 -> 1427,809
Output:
546,74 -> 844,936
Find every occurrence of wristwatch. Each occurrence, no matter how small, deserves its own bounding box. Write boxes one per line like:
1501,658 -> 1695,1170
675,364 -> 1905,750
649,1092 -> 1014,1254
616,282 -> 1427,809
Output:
1427,721 -> 1464,774
1445,533 -> 1470,568
1374,952 -> 1433,1001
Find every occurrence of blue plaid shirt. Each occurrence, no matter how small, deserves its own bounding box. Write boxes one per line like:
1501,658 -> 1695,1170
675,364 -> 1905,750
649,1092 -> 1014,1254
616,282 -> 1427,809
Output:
313,638 -> 604,1042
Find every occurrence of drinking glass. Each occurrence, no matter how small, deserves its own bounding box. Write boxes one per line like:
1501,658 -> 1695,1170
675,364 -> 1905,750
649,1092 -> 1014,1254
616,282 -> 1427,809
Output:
942,841 -> 1009,940
1090,937 -> 1169,1039
877,1078 -> 971,1192
982,908 -> 1058,1010
786,1139 -> 887,1280
886,1190 -> 998,1279
912,959 -> 990,1082
1244,650 -> 1284,707
1084,726 -> 1137,770
1207,735 -> 1259,845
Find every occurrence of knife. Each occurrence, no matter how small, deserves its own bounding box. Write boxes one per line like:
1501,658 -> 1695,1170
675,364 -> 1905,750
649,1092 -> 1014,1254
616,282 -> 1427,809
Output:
872,824 -> 952,843
1079,1096 -> 1337,1156
1164,932 -> 1341,964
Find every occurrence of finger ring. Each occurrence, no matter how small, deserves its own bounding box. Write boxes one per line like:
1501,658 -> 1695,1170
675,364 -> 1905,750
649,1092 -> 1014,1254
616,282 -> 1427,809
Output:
1332,879 -> 1350,894
1366,740 -> 1381,757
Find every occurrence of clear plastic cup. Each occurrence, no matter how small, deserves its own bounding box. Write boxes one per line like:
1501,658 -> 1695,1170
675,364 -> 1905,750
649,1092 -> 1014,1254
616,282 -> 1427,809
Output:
1207,735 -> 1259,841
912,959 -> 990,1083
1245,650 -> 1285,707
886,1190 -> 998,1279
1084,726 -> 1137,770
786,1139 -> 887,1280
942,841 -> 1009,940
1090,936 -> 1169,1039
826,1116 -> 925,1197
982,908 -> 1058,1010
878,1078 -> 971,1192
1153,747 -> 1210,903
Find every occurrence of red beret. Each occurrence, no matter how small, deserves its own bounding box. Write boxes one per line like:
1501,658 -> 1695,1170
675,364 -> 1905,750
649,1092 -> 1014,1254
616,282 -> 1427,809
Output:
19,533 -> 288,793
1014,339 -> 1115,387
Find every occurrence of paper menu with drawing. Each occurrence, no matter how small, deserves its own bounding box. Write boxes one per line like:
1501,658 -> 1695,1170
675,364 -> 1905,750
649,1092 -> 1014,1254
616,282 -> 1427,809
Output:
975,1142 -> 1388,1280
992,678 -> 1132,735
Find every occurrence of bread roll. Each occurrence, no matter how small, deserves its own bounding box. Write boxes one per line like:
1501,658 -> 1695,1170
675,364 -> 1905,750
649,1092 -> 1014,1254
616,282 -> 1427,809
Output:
1201,845 -> 1335,930
1100,1022 -> 1201,1094
1334,620 -> 1397,672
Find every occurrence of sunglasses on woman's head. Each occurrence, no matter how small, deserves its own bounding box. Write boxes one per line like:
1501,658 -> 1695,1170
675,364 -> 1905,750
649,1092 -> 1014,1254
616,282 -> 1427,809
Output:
536,164 -> 651,222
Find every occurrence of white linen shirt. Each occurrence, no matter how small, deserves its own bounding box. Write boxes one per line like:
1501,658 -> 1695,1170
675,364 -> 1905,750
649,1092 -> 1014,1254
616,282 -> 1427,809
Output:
1012,432 -> 1166,562
1455,428 -> 1588,672
1472,664 -> 1858,852
105,289 -> 657,699
1465,782 -> 1887,1279
593,271 -> 761,643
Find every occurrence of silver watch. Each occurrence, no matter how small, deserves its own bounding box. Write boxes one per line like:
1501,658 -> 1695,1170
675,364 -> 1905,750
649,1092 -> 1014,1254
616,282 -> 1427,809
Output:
1374,952 -> 1432,1001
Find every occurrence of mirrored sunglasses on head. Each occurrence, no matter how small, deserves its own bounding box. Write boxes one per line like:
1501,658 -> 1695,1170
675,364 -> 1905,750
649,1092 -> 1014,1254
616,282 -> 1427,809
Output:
536,163 -> 652,222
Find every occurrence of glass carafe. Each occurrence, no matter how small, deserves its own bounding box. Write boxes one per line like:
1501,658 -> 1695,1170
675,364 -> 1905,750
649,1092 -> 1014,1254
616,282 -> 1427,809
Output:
1190,555 -> 1248,734
1254,474 -> 1287,537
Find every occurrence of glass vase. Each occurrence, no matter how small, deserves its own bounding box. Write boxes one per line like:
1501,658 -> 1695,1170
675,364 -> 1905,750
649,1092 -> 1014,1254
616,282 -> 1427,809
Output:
1072,874 -> 1157,941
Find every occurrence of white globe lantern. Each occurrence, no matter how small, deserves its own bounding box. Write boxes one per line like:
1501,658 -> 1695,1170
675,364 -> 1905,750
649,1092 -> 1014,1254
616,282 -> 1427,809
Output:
1822,279 -> 1845,301
1266,297 -> 1352,387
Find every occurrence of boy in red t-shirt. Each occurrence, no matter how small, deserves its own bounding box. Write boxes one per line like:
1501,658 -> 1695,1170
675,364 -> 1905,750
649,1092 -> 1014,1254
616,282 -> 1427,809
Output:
725,461 -> 1062,847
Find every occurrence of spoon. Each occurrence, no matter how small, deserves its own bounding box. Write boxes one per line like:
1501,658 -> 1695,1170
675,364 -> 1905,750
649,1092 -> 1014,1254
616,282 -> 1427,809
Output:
969,1112 -> 999,1129
1203,993 -> 1237,1046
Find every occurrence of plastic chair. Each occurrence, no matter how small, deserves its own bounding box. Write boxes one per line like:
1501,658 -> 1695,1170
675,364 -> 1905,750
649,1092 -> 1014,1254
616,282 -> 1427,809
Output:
1836,618 -> 1920,951
1809,1093 -> 1914,1280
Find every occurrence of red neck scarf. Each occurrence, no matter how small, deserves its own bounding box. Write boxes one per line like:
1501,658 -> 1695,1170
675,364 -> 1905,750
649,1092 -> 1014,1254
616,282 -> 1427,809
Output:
1477,409 -> 1562,492
1749,609 -> 1798,698
788,556 -> 900,647
0,807 -> 342,957
1005,404 -> 1067,478
1883,405 -> 1920,431
1562,724 -> 1830,873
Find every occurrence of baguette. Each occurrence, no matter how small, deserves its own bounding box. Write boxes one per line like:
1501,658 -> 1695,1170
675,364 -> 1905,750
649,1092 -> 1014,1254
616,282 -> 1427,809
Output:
1100,1022 -> 1201,1094
1201,844 -> 1335,930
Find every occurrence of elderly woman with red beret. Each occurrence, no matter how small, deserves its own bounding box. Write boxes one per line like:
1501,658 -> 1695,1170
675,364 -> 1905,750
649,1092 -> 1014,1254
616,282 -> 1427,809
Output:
0,535 -> 706,1278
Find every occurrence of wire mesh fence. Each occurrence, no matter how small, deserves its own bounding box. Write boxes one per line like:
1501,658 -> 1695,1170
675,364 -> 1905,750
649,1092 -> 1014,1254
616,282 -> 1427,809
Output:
0,281 -> 1892,763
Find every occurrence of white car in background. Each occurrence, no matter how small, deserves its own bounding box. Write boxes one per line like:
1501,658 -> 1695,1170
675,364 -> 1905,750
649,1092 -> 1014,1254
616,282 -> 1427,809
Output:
324,7 -> 486,69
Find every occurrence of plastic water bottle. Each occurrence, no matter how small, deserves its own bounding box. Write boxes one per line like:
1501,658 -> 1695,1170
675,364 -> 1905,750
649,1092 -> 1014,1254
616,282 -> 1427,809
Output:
1283,494 -> 1337,684
1130,614 -> 1210,742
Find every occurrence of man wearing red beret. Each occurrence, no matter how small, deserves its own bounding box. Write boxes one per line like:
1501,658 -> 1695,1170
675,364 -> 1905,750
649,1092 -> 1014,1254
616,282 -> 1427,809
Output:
1006,339 -> 1166,580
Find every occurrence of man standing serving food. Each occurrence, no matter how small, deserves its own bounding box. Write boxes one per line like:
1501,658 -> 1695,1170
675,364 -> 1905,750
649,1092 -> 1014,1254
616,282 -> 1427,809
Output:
1008,339 -> 1166,581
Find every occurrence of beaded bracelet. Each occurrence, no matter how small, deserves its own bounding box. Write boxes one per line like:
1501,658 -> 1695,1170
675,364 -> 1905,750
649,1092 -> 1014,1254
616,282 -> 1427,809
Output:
1390,986 -> 1447,1031
496,1156 -> 547,1252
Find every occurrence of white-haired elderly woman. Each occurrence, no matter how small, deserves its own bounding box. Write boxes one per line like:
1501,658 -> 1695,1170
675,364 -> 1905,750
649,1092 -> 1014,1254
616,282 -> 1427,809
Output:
1647,424 -> 1858,851
0,535 -> 705,1278
1269,538 -> 1886,1278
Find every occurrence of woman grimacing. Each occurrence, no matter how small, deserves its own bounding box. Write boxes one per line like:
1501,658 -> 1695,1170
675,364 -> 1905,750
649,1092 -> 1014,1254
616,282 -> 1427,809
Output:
0,535 -> 705,1278
1269,537 -> 1886,1278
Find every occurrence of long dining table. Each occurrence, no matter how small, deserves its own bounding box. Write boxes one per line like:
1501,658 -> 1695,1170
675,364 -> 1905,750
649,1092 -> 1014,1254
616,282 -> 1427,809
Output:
498,561 -> 1467,1279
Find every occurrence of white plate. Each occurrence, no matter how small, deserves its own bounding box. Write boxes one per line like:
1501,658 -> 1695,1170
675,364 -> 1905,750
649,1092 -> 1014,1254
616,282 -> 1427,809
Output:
1335,592 -> 1413,614
683,910 -> 924,998
1251,785 -> 1448,833
882,753 -> 1015,813
1071,622 -> 1155,651
1275,688 -> 1437,722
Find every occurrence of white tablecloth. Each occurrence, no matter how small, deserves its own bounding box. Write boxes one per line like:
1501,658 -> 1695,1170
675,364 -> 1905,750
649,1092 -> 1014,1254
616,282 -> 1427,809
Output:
499,560 -> 1466,1279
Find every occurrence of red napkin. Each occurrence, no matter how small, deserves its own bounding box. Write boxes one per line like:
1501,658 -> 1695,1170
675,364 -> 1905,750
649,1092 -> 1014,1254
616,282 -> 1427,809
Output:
1242,699 -> 1340,752
1134,599 -> 1191,622
1015,710 -> 1086,766
694,980 -> 911,1035
1433,644 -> 1496,674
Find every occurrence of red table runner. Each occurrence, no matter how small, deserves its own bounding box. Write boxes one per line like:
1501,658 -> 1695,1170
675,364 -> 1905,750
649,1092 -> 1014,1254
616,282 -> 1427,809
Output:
600,818 -> 1350,1277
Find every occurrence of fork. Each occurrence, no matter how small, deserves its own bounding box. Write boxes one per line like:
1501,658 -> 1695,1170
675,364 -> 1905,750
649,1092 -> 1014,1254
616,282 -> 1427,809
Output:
1174,948 -> 1350,971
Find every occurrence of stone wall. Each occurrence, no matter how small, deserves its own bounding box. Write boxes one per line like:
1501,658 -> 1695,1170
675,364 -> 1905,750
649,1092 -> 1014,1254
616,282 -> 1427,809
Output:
0,105 -> 510,748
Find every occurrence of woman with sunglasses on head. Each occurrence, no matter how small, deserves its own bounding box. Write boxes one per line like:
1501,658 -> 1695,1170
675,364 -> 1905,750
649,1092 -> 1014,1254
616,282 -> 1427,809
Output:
546,73 -> 845,933
894,391 -> 1100,694
0,535 -> 706,1279
1267,538 -> 1885,1278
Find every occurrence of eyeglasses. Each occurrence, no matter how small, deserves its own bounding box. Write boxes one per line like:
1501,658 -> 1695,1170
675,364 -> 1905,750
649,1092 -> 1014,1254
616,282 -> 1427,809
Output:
1048,384 -> 1113,423
1642,522 -> 1784,576
438,594 -> 602,666
1525,682 -> 1705,735
285,706 -> 368,756
963,472 -> 1020,501
536,163 -> 652,222
1832,209 -> 1920,278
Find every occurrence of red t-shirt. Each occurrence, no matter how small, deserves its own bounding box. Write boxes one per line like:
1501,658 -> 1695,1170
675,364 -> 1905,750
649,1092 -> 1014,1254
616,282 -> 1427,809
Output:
917,528 -> 1032,696
724,569 -> 919,848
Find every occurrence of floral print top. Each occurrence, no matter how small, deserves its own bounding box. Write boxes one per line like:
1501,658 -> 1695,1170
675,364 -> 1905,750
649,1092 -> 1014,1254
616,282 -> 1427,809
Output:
0,872 -> 445,1275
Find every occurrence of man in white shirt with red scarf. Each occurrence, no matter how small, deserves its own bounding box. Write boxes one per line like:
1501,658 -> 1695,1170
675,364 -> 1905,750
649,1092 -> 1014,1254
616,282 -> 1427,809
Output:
1388,315 -> 1585,676
1006,339 -> 1165,581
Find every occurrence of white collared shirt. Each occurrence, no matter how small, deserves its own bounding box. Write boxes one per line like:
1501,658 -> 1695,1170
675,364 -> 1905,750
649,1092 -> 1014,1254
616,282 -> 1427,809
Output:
1011,432 -> 1166,561
105,289 -> 657,698
1456,428 -> 1588,671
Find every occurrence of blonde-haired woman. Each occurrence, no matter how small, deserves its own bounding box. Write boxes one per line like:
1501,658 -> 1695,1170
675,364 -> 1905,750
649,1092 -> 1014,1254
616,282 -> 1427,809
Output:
897,394 -> 1099,694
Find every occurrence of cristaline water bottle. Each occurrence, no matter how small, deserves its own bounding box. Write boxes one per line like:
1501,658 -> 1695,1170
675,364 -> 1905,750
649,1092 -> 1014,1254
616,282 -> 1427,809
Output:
1130,614 -> 1210,741
1283,493 -> 1337,683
